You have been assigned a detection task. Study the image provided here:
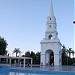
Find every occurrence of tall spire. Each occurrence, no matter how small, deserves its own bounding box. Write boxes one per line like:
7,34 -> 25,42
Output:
50,0 -> 54,17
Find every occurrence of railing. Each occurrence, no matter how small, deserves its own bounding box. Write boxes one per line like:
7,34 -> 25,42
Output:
40,66 -> 75,71
0,63 -> 75,72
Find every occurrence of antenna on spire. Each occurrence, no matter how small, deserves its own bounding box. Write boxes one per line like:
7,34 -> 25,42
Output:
50,0 -> 54,17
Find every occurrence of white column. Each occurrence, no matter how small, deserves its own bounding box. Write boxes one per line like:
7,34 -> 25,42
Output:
6,58 -> 8,64
20,61 -> 21,67
14,59 -> 16,67
9,58 -> 11,65
31,58 -> 33,67
41,54 -> 45,66
45,52 -> 50,65
18,59 -> 19,64
54,54 -> 59,65
24,58 -> 25,67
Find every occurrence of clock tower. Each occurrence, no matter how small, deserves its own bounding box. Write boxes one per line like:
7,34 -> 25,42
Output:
40,0 -> 62,66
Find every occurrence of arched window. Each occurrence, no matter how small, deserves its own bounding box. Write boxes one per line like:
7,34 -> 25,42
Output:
48,34 -> 52,39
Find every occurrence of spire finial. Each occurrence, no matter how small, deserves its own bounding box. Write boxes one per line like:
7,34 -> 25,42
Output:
50,0 -> 54,17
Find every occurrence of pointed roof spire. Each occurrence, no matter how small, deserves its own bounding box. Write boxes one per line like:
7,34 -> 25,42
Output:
50,0 -> 54,17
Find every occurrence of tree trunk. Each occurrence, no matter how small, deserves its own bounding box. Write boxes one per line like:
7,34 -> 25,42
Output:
16,52 -> 17,57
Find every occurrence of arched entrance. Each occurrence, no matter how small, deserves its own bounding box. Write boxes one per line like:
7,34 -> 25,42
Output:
45,49 -> 54,65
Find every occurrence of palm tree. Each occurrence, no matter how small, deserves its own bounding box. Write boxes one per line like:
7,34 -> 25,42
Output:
25,51 -> 31,57
0,36 -> 8,55
13,48 -> 21,57
68,48 -> 72,58
71,50 -> 75,58
62,45 -> 68,65
62,45 -> 67,57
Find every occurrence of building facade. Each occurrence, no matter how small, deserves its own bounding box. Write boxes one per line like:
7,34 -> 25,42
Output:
40,0 -> 62,66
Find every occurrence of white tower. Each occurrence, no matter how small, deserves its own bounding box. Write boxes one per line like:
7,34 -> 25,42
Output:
40,0 -> 62,66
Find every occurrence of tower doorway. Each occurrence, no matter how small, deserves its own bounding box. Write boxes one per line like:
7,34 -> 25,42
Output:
45,49 -> 54,65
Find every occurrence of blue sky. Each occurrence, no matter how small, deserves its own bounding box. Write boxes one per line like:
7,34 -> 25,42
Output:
0,0 -> 74,54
